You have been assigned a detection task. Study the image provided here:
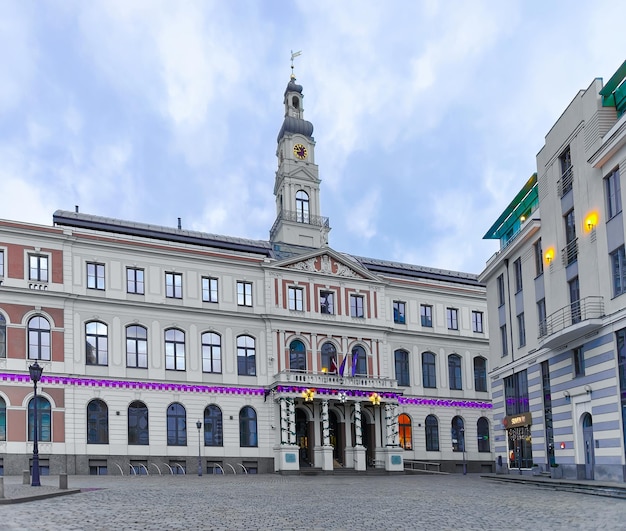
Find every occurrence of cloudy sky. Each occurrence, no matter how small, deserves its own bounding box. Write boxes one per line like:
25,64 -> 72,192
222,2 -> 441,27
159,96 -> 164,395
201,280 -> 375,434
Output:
2,1 -> 625,274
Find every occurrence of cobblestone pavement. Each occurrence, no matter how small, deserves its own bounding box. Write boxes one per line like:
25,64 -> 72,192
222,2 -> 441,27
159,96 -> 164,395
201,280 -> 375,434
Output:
1,473 -> 625,530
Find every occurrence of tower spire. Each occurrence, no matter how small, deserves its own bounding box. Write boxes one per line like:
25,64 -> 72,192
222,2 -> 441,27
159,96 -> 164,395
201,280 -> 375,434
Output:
290,50 -> 302,80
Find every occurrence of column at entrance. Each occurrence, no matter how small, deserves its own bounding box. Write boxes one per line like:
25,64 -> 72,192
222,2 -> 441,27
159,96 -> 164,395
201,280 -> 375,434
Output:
345,401 -> 366,471
314,400 -> 334,471
380,403 -> 403,472
274,396 -> 300,473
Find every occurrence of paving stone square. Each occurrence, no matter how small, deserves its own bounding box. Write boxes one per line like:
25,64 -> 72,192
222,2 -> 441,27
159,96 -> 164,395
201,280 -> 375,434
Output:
1,474 -> 625,530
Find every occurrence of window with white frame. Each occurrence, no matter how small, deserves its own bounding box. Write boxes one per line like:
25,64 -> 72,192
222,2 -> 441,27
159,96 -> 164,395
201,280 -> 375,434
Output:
126,325 -> 148,368
165,272 -> 183,299
288,286 -> 303,311
28,316 -> 51,360
202,332 -> 222,373
497,274 -> 505,306
446,308 -> 458,330
472,311 -> 483,333
393,301 -> 406,324
237,281 -> 253,307
320,290 -> 334,315
350,294 -> 364,318
127,267 -> 144,294
86,321 -> 108,365
165,328 -> 185,370
420,304 -> 432,327
0,249 -> 4,277
29,254 -> 48,282
202,277 -> 218,303
87,263 -> 105,290
500,324 -> 508,357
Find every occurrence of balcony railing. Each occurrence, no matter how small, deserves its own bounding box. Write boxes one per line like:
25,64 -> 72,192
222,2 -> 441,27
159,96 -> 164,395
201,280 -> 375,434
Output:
561,238 -> 578,266
538,296 -> 604,339
270,210 -> 330,241
557,166 -> 574,197
273,370 -> 398,389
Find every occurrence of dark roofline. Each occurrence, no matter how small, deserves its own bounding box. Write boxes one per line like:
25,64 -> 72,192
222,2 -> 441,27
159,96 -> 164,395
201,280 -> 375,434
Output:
356,257 -> 483,287
53,211 -> 273,257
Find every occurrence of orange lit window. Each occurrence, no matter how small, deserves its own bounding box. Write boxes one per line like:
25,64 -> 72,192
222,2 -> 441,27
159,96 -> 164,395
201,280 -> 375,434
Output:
399,413 -> 412,450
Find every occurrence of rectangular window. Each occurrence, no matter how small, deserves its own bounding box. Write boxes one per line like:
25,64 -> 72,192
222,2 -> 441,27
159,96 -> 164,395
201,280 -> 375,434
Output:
559,146 -> 573,196
87,263 -> 105,290
611,245 -> 626,297
393,301 -> 406,324
127,267 -> 144,294
573,347 -> 585,377
497,274 -> 505,307
500,324 -> 508,357
514,258 -> 523,293
350,294 -> 364,318
237,281 -> 253,307
420,304 -> 432,327
569,276 -> 580,324
446,308 -> 458,330
166,272 -> 183,299
288,286 -> 303,311
564,209 -> 577,265
202,277 -> 218,303
517,312 -> 526,348
320,290 -> 334,314
534,239 -> 544,276
472,311 -> 483,333
29,254 -> 48,282
606,167 -> 622,219
537,298 -> 547,337
0,249 -> 4,277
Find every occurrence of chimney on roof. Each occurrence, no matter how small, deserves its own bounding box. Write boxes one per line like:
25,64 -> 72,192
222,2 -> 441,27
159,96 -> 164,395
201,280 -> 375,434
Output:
177,217 -> 182,230
75,205 -> 79,213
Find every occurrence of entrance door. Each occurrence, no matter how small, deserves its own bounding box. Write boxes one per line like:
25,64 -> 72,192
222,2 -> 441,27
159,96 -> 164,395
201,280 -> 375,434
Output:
328,411 -> 343,465
295,409 -> 311,467
582,413 -> 594,480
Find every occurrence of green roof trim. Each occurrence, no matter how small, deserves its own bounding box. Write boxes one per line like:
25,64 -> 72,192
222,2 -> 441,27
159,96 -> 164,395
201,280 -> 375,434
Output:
483,173 -> 538,241
600,59 -> 626,116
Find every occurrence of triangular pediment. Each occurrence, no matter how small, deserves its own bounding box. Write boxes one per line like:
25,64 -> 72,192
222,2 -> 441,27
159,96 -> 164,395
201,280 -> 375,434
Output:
274,248 -> 380,281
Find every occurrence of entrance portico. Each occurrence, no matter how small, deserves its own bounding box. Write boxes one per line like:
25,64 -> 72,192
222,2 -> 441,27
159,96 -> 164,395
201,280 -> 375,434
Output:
271,380 -> 403,473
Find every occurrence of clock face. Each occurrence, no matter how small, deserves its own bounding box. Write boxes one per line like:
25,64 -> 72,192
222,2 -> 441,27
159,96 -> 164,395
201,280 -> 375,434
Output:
293,143 -> 308,160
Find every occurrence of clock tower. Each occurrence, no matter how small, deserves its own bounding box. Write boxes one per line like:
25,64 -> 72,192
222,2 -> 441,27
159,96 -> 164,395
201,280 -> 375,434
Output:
270,74 -> 330,252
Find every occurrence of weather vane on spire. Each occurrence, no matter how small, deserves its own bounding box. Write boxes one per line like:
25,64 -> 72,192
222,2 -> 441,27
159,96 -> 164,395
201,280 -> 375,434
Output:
290,50 -> 302,79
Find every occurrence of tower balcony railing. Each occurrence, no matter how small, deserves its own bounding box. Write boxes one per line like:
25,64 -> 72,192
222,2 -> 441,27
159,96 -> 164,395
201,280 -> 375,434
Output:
270,210 -> 330,240
561,238 -> 578,266
538,296 -> 604,349
272,369 -> 398,390
557,165 -> 574,197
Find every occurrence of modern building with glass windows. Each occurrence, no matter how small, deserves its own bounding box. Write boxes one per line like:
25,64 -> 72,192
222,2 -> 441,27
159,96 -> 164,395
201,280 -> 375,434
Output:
480,60 -> 626,481
0,74 -> 490,476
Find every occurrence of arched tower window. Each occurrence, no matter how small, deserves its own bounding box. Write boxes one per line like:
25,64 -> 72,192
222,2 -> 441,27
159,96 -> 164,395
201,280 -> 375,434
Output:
166,403 -> 186,446
351,345 -> 367,376
451,416 -> 465,452
477,417 -> 490,452
28,316 -> 51,361
29,396 -> 51,442
296,190 -> 310,223
321,342 -> 337,373
240,406 -> 258,447
425,415 -> 439,451
128,401 -> 149,445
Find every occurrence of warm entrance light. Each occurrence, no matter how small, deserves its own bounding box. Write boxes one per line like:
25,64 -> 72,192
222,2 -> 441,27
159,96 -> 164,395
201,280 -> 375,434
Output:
545,249 -> 554,264
302,388 -> 315,402
585,212 -> 598,231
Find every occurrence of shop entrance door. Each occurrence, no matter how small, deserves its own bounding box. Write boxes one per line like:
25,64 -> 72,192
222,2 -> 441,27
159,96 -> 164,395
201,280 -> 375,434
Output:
582,413 -> 594,480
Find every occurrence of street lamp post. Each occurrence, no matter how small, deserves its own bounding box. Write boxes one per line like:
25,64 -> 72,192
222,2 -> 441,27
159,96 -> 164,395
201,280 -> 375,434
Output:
460,427 -> 467,475
29,361 -> 44,487
196,420 -> 202,477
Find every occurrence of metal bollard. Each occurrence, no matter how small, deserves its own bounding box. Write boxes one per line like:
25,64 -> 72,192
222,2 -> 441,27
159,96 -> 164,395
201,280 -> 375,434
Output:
59,473 -> 68,490
23,470 -> 30,485
0,476 -> 4,498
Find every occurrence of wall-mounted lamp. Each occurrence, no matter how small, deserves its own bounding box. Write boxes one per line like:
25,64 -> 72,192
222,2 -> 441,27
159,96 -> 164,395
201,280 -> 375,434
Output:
560,442 -> 566,449
584,385 -> 592,394
563,390 -> 570,399
585,212 -> 598,232
520,215 -> 526,222
545,249 -> 554,264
